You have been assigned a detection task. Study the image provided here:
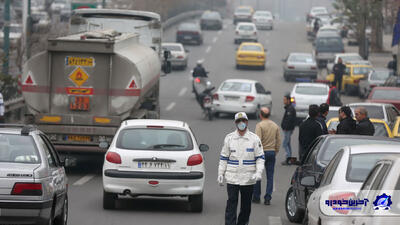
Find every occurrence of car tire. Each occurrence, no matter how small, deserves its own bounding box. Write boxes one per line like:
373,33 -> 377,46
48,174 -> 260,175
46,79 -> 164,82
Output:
260,65 -> 265,70
103,191 -> 117,210
284,74 -> 289,82
189,193 -> 203,212
214,112 -> 220,118
236,64 -> 240,70
285,186 -> 304,223
54,196 -> 68,225
302,207 -> 309,225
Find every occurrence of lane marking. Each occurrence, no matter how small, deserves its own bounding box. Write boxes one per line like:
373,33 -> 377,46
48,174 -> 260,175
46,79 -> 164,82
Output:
166,102 -> 176,111
205,46 -> 212,53
73,174 -> 95,186
178,87 -> 187,96
268,216 -> 282,225
212,37 -> 218,43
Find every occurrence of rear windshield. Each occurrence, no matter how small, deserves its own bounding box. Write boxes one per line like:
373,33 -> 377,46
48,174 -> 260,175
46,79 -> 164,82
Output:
236,8 -> 251,14
318,138 -> 400,164
289,54 -> 314,63
179,23 -> 198,31
117,128 -> 193,151
0,134 -> 40,164
238,25 -> 255,31
327,121 -> 388,137
347,153 -> 399,182
371,70 -> 391,81
254,12 -> 271,17
340,55 -> 362,62
295,86 -> 327,95
162,45 -> 182,51
202,12 -> 220,20
371,89 -> 400,101
316,37 -> 343,49
349,105 -> 384,119
240,45 -> 262,51
220,82 -> 252,92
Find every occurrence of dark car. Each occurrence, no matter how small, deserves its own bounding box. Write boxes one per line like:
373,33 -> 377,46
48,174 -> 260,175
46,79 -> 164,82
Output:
176,23 -> 203,45
285,135 -> 400,223
314,32 -> 344,68
200,11 -> 222,30
367,87 -> 400,111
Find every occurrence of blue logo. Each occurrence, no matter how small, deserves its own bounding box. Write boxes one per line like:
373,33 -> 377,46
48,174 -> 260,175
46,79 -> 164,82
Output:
373,193 -> 392,210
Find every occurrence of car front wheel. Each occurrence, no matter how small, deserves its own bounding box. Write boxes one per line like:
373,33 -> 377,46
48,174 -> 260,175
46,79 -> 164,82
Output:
103,191 -> 117,210
285,186 -> 304,223
189,193 -> 203,212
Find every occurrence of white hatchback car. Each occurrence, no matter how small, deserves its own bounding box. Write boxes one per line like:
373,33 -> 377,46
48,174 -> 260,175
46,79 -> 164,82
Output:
212,79 -> 272,118
102,119 -> 209,212
290,83 -> 329,118
234,22 -> 258,44
305,144 -> 400,225
252,10 -> 273,30
162,42 -> 189,70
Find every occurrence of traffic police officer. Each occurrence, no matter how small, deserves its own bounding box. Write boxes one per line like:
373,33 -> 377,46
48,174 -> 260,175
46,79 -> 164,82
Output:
218,112 -> 265,225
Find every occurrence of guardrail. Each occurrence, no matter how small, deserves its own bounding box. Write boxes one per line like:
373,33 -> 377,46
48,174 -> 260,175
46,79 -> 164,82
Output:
162,10 -> 204,31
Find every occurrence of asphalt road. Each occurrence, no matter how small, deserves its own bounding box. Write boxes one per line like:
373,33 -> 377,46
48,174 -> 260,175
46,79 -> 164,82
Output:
65,0 -> 360,224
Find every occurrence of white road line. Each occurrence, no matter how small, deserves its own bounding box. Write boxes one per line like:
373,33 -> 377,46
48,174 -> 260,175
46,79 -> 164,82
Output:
218,30 -> 222,35
205,46 -> 212,53
268,216 -> 282,225
212,37 -> 218,43
73,174 -> 95,186
166,102 -> 176,111
178,87 -> 187,96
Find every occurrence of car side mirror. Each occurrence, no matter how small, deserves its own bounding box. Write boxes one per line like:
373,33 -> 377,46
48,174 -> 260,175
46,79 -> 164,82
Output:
300,176 -> 316,187
99,141 -> 109,149
60,157 -> 72,167
199,144 -> 209,152
264,90 -> 271,95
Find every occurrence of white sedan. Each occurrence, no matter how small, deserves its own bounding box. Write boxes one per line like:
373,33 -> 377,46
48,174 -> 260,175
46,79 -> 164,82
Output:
306,144 -> 400,225
290,83 -> 329,118
252,10 -> 273,30
234,22 -> 258,44
162,42 -> 189,70
102,119 -> 208,212
212,79 -> 272,118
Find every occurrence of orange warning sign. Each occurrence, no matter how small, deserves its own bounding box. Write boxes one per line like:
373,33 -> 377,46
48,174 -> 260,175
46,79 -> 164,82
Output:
66,87 -> 93,95
69,67 -> 89,87
24,72 -> 36,85
127,78 -> 137,89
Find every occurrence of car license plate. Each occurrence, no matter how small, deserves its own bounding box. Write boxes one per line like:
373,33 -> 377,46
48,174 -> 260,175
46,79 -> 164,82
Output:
225,96 -> 239,101
67,135 -> 91,142
184,36 -> 192,40
138,161 -> 171,169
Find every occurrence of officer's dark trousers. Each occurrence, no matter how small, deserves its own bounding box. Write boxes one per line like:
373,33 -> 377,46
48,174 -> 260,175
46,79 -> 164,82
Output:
225,184 -> 254,225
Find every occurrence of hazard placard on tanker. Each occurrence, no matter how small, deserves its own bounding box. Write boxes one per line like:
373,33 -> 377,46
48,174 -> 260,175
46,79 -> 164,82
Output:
65,56 -> 95,67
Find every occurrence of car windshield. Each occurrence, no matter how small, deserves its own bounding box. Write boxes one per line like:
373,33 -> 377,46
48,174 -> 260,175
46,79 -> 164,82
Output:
238,25 -> 255,31
254,12 -> 271,17
179,23 -> 197,31
162,45 -> 182,51
347,153 -> 400,182
313,8 -> 328,14
240,45 -> 262,51
318,138 -> 400,164
236,8 -> 251,14
289,54 -> 314,63
328,121 -> 388,137
0,134 -> 40,164
371,89 -> 400,101
202,12 -> 220,19
220,82 -> 252,92
353,66 -> 372,75
117,128 -> 193,151
349,105 -> 384,119
371,70 -> 391,81
316,37 -> 342,47
295,86 -> 327,95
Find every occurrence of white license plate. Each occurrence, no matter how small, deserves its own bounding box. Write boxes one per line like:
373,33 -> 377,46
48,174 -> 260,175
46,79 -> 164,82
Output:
184,36 -> 192,40
225,96 -> 239,101
138,161 -> 171,169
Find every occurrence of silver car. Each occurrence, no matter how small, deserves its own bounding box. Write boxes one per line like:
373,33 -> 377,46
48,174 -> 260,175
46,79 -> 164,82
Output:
234,22 -> 258,44
162,43 -> 189,70
359,68 -> 393,99
252,10 -> 273,30
348,102 -> 400,129
283,53 -> 318,81
0,125 -> 68,225
212,79 -> 272,118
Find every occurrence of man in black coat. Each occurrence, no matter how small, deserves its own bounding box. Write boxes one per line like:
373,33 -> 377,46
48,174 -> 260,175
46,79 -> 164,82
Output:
334,106 -> 356,134
192,60 -> 208,78
354,107 -> 375,136
332,58 -> 346,92
281,94 -> 297,165
316,103 -> 329,135
299,105 -> 324,162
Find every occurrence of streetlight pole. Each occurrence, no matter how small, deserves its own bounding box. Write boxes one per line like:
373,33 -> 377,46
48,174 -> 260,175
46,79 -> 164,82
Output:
2,0 -> 10,75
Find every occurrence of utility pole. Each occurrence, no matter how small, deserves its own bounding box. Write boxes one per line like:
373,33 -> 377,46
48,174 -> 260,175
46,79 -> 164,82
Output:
359,0 -> 368,59
26,0 -> 32,59
2,0 -> 10,75
102,0 -> 106,8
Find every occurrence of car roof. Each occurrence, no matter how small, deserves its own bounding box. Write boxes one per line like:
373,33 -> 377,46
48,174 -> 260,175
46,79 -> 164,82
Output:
222,79 -> 257,84
371,87 -> 400,91
348,102 -> 390,107
348,144 -> 400,154
294,82 -> 328,88
162,43 -> 183,47
335,53 -> 360,57
237,22 -> 256,26
121,119 -> 189,129
322,134 -> 397,141
289,52 -> 312,56
316,32 -> 341,38
328,117 -> 387,125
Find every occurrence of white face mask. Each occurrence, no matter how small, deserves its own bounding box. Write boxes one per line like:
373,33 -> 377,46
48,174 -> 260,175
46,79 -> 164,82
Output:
237,122 -> 247,131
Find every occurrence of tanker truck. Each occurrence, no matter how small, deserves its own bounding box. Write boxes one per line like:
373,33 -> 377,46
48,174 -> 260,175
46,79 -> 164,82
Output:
22,30 -> 166,153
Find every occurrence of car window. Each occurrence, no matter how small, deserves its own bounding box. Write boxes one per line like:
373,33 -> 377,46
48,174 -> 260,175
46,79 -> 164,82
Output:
360,164 -> 382,191
40,134 -> 61,166
288,54 -> 314,63
353,66 -> 372,75
374,123 -> 389,137
303,137 -> 323,165
240,45 -> 262,51
340,55 -> 362,63
349,105 -> 384,119
326,110 -> 339,121
220,82 -> 252,92
295,86 -> 328,95
316,37 -> 342,48
117,128 -> 193,151
346,153 -> 398,182
319,150 -> 343,187
255,83 -> 266,94
162,45 -> 182,51
371,89 -> 400,100
318,138 -> 400,164
370,164 -> 390,190
37,136 -> 56,167
371,70 -> 391,81
238,25 -> 255,31
0,134 -> 40,164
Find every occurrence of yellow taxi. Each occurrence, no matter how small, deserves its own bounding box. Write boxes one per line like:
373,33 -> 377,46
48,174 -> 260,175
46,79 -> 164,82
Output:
326,62 -> 372,95
236,42 -> 266,70
326,117 -> 394,138
393,116 -> 400,138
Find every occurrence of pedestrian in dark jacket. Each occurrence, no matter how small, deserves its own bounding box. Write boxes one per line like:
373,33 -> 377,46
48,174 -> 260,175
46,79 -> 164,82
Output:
332,58 -> 346,92
354,107 -> 375,136
327,82 -> 342,106
316,103 -> 329,135
281,93 -> 297,165
299,105 -> 324,162
334,106 -> 356,134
